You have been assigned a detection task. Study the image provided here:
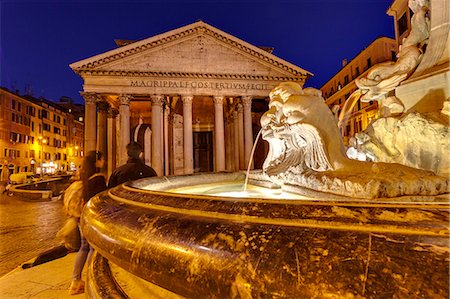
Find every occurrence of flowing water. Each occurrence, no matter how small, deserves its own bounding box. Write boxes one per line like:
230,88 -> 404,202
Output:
337,90 -> 363,128
244,128 -> 263,191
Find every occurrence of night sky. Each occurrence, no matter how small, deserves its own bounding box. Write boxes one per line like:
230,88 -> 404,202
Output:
1,0 -> 394,104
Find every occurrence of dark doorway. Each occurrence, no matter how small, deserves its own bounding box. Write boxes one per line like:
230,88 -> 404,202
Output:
193,131 -> 213,173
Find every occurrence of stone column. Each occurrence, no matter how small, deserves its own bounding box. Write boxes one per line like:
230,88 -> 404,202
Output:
213,96 -> 225,172
164,100 -> 170,176
107,108 -> 118,179
232,110 -> 240,171
82,92 -> 98,153
237,103 -> 245,170
242,96 -> 253,169
182,95 -> 194,174
118,94 -> 131,166
225,114 -> 233,171
151,95 -> 164,176
97,100 -> 109,174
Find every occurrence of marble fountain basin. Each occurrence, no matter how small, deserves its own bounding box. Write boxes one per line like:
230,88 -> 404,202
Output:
81,172 -> 449,298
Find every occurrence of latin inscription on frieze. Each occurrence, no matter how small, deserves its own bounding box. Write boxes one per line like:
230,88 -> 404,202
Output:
130,80 -> 271,91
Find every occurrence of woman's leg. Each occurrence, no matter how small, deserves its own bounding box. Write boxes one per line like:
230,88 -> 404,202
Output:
72,229 -> 90,281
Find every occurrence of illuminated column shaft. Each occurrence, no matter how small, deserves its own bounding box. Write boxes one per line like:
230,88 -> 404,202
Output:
237,104 -> 245,170
213,96 -> 225,172
97,101 -> 108,174
182,95 -> 194,174
232,110 -> 240,171
107,108 -> 118,179
82,93 -> 98,152
151,95 -> 164,176
242,96 -> 253,169
118,95 -> 131,166
164,101 -> 170,176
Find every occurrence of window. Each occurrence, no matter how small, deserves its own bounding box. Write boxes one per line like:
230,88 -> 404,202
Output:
42,110 -> 49,119
43,123 -> 51,131
344,75 -> 349,85
355,67 -> 360,77
12,100 -> 16,110
367,58 -> 372,69
31,122 -> 34,132
398,12 -> 408,36
17,102 -> 21,112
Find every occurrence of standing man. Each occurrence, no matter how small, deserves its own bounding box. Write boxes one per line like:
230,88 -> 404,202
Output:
108,142 -> 157,188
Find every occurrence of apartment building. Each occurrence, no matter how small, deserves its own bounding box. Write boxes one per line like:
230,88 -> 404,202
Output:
320,37 -> 397,144
0,88 -> 84,181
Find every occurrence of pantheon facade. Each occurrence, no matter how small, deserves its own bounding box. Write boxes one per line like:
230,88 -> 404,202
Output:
70,21 -> 311,177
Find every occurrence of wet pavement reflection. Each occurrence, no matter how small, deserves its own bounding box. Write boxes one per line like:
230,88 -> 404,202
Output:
0,194 -> 66,276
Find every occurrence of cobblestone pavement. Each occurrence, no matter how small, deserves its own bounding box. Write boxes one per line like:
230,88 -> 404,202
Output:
0,193 -> 67,277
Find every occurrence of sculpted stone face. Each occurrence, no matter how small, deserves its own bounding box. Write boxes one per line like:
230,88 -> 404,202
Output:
261,82 -> 347,175
258,82 -> 448,199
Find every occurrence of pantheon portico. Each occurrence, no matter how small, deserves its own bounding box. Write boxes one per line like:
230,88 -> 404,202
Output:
70,21 -> 311,177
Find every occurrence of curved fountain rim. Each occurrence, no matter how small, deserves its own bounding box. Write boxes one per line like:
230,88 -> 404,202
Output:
118,172 -> 450,208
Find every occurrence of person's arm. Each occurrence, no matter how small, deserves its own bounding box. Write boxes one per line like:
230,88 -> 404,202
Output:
108,172 -> 117,188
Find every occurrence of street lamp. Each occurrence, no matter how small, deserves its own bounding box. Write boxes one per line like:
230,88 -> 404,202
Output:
38,136 -> 47,177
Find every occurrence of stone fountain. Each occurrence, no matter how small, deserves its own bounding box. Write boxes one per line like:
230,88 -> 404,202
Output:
81,1 -> 449,296
81,83 -> 448,298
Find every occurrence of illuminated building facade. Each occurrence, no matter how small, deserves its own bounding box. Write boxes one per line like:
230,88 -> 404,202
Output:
0,88 -> 84,180
320,37 -> 397,144
387,0 -> 414,51
70,21 -> 311,177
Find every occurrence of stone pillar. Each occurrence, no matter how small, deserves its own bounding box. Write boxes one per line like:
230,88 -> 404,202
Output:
237,104 -> 245,170
232,110 -> 240,171
118,94 -> 131,166
151,94 -> 164,176
97,100 -> 109,174
164,100 -> 170,176
242,96 -> 253,169
182,95 -> 194,174
213,96 -> 225,172
107,108 -> 118,179
82,92 -> 98,153
225,114 -> 233,171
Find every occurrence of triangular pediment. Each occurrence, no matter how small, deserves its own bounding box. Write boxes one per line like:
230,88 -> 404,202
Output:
70,21 -> 312,80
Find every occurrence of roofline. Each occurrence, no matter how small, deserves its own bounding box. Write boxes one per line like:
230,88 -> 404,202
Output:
319,36 -> 395,89
70,20 -> 312,77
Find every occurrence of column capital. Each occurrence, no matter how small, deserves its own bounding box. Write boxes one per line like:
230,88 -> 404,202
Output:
151,94 -> 164,106
242,96 -> 252,108
80,92 -> 100,105
236,103 -> 243,113
118,94 -> 131,106
107,108 -> 119,118
181,95 -> 194,105
232,110 -> 238,119
213,96 -> 224,105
